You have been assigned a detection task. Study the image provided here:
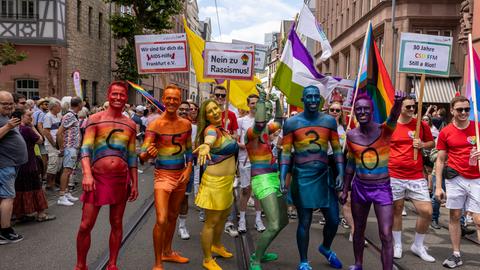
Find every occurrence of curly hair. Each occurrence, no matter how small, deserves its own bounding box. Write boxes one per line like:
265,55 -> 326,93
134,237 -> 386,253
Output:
195,99 -> 220,148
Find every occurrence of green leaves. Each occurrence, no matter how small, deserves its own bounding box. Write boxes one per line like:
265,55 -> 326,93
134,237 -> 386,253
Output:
0,42 -> 27,67
105,0 -> 183,81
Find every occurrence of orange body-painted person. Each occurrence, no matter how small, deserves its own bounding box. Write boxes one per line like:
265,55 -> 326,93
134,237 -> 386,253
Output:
75,81 -> 139,270
139,85 -> 193,270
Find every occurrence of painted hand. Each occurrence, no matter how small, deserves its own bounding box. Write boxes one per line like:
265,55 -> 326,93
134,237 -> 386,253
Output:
256,84 -> 267,100
394,90 -> 407,102
268,92 -> 278,102
128,185 -> 138,202
339,190 -> 348,205
193,144 -> 211,166
335,174 -> 344,191
178,166 -> 192,184
280,179 -> 288,194
82,174 -> 96,192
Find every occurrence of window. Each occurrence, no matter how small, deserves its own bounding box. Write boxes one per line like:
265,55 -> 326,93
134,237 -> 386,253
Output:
443,30 -> 453,37
15,79 -> 38,99
81,79 -> 88,100
376,35 -> 384,58
346,8 -> 349,29
91,81 -> 97,105
98,12 -> 102,39
426,30 -> 441,36
345,53 -> 351,79
88,6 -> 92,36
0,0 -> 37,20
77,0 -> 81,32
352,2 -> 356,22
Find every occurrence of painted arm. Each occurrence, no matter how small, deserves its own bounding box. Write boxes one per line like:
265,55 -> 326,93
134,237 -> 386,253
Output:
127,125 -> 138,201
329,121 -> 345,191
80,120 -> 96,192
340,138 -> 355,204
386,91 -> 406,130
193,126 -> 217,166
180,127 -> 193,184
139,121 -> 158,162
279,124 -> 293,194
272,93 -> 284,128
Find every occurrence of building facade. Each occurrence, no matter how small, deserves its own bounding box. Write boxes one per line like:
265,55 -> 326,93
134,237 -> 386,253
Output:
0,0 -> 116,105
315,0 -> 464,104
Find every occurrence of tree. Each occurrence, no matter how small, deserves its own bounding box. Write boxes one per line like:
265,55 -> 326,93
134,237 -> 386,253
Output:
0,42 -> 27,67
106,0 -> 184,82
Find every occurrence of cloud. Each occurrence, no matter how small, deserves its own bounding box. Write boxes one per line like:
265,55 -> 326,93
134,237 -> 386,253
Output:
198,0 -> 301,44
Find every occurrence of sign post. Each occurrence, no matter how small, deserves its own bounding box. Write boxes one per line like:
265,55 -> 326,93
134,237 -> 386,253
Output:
398,32 -> 453,160
134,34 -> 189,74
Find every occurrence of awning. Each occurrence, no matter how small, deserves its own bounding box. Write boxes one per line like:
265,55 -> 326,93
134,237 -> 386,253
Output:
412,78 -> 458,104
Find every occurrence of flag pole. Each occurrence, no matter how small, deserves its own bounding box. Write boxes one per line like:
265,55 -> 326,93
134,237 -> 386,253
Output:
468,34 -> 480,170
413,73 -> 426,160
224,80 -> 231,129
344,20 -> 372,152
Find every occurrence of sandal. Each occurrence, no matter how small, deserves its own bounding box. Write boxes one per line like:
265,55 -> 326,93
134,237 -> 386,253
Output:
36,214 -> 56,222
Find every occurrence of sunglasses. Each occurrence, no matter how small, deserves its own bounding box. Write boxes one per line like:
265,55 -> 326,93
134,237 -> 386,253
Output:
19,101 -> 26,105
405,105 -> 415,110
455,107 -> 471,113
329,108 -> 341,113
215,93 -> 226,98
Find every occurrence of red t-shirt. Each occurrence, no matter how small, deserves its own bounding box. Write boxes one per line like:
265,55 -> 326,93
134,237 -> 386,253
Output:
389,118 -> 434,179
221,110 -> 238,135
437,121 -> 480,179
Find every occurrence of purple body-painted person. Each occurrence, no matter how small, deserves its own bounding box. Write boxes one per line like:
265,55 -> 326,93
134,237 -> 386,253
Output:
340,91 -> 405,270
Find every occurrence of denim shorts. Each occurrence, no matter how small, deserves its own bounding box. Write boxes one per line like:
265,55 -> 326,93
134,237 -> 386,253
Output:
63,147 -> 78,169
0,166 -> 17,199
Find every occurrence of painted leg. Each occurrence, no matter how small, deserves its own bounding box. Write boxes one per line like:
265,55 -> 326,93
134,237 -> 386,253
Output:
296,207 -> 313,263
162,189 -> 189,263
319,191 -> 342,269
373,203 -> 394,270
212,208 -> 233,258
351,200 -> 371,268
153,189 -> 170,269
76,203 -> 101,270
107,201 -> 128,268
252,193 -> 288,265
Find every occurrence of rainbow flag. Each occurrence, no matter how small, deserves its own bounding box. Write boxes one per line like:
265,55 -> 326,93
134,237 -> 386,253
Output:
465,43 -> 480,120
127,81 -> 165,111
356,22 -> 395,123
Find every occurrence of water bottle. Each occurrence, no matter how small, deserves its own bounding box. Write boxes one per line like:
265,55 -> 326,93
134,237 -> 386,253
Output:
469,147 -> 477,166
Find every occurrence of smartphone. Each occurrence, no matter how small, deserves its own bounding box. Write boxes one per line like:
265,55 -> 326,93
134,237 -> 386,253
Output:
11,110 -> 23,120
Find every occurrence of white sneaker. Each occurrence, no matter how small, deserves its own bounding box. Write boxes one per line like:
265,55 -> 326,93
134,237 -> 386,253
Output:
138,169 -> 144,174
233,178 -> 239,188
255,219 -> 266,232
178,226 -> 190,240
402,208 -> 407,216
65,193 -> 79,202
247,197 -> 255,207
394,245 -> 403,259
224,221 -> 239,237
238,218 -> 247,233
57,196 -> 74,206
411,244 -> 435,262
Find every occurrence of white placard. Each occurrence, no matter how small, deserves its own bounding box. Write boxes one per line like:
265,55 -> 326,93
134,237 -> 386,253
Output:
204,42 -> 255,80
232,39 -> 268,72
135,34 -> 188,74
398,33 -> 453,77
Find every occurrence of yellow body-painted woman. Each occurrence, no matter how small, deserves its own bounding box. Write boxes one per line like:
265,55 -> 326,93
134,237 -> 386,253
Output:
194,99 -> 239,270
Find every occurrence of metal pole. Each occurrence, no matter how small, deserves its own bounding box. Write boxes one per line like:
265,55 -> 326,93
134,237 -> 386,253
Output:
391,0 -> 397,87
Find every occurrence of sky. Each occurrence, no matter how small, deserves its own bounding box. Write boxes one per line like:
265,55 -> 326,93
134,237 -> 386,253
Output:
197,0 -> 304,44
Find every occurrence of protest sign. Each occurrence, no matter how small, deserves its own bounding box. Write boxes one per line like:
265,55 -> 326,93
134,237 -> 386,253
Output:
328,79 -> 355,109
135,34 -> 188,74
72,71 -> 82,98
232,39 -> 268,72
398,32 -> 452,77
204,42 -> 255,80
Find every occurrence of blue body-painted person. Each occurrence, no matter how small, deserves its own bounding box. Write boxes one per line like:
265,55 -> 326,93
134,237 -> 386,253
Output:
280,85 -> 345,270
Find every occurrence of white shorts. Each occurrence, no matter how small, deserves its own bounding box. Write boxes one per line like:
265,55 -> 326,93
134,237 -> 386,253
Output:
445,176 -> 480,213
239,163 -> 251,188
390,177 -> 431,202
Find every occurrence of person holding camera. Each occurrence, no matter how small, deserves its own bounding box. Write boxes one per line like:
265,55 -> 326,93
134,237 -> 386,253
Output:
0,91 -> 27,244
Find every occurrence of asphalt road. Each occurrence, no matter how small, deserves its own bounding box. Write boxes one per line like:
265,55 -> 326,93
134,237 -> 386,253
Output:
1,164 -> 479,270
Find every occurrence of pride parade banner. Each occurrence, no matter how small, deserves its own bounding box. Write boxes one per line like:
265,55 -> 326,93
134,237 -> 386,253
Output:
203,41 -> 255,80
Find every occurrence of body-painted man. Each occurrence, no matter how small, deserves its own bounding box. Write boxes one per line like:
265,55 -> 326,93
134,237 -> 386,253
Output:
76,81 -> 139,270
139,85 -> 193,270
246,86 -> 288,270
280,85 -> 344,270
340,92 -> 405,270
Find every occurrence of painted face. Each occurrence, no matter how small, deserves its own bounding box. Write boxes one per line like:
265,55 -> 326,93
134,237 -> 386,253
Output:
248,97 -> 258,114
162,88 -> 181,113
177,103 -> 190,119
401,99 -> 415,118
354,98 -> 373,124
205,101 -> 222,126
265,101 -> 273,121
108,84 -> 128,110
451,101 -> 470,122
302,86 -> 321,113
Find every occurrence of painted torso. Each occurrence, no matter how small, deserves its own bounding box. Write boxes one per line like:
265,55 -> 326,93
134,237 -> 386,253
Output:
245,121 -> 281,177
206,125 -> 239,165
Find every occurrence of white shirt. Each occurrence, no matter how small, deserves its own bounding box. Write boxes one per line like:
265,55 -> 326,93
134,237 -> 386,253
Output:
42,112 -> 62,146
237,115 -> 255,163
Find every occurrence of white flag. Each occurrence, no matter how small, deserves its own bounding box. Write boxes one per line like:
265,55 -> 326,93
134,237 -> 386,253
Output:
296,5 -> 333,62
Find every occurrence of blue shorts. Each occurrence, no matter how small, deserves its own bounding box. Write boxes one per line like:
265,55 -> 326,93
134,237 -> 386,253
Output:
0,167 -> 17,199
63,147 -> 78,169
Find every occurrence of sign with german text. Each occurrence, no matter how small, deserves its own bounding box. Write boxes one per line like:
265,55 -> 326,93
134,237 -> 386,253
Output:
204,42 -> 255,80
398,33 -> 452,77
232,39 -> 268,72
134,34 -> 188,74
